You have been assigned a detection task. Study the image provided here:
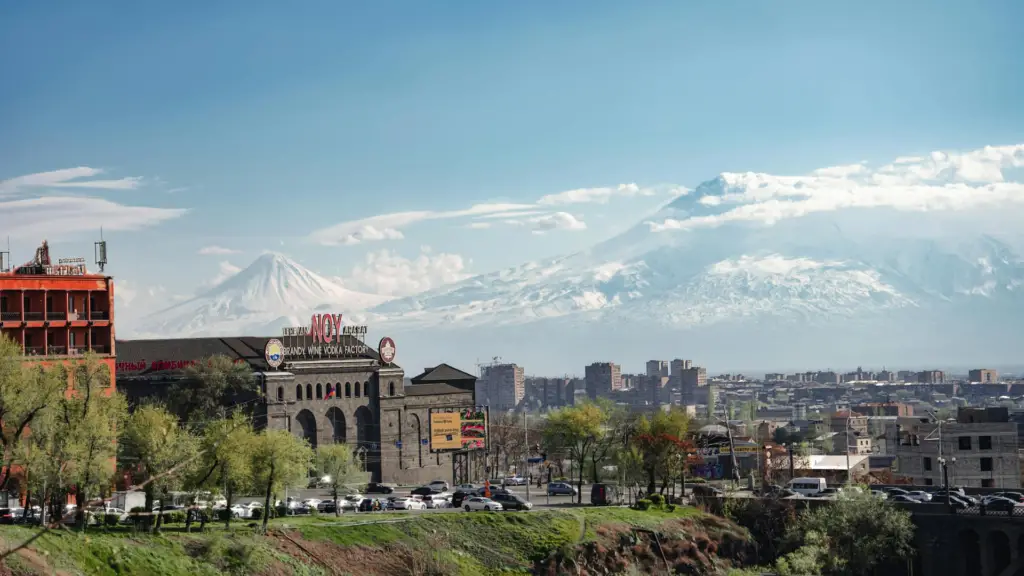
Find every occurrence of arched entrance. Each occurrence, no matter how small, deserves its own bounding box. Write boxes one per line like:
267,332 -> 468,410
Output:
958,529 -> 980,576
990,530 -> 1011,576
326,407 -> 346,444
296,409 -> 318,449
355,406 -> 377,479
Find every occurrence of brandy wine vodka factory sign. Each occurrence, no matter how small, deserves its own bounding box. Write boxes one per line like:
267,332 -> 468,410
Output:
281,313 -> 369,359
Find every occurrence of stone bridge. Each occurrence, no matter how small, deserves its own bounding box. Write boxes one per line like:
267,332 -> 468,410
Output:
911,506 -> 1024,576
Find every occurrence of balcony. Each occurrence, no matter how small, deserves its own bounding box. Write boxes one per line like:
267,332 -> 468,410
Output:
24,347 -> 44,356
24,312 -> 44,321
90,311 -> 109,320
90,345 -> 108,354
46,312 -> 67,321
68,346 -> 89,355
0,312 -> 19,322
47,346 -> 67,355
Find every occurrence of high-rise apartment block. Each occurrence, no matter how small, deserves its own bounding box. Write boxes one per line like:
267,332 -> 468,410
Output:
968,369 -> 998,384
680,366 -> 708,405
918,370 -> 945,384
585,362 -> 621,400
480,363 -> 525,411
646,360 -> 669,379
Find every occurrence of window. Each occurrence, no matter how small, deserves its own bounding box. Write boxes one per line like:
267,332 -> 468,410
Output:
355,382 -> 361,398
923,457 -> 932,471
326,384 -> 333,398
982,479 -> 995,488
296,385 -> 302,400
364,381 -> 371,398
277,387 -> 284,402
389,382 -> 396,396
924,478 -> 933,486
980,436 -> 992,450
958,436 -> 972,450
345,383 -> 351,398
981,457 -> 993,472
316,383 -> 323,399
306,384 -> 312,400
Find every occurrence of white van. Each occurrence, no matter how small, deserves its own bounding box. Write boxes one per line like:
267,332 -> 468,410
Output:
787,477 -> 827,496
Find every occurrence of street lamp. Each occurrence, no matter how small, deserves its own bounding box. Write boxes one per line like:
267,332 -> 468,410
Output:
937,456 -> 956,509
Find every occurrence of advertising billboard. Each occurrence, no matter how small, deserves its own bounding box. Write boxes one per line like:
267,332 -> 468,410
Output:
429,407 -> 488,453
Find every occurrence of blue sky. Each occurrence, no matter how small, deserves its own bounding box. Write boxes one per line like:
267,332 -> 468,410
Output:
2,0 -> 1023,323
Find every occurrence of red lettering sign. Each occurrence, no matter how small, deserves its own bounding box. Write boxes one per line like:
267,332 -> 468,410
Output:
113,358 -> 247,373
308,313 -> 343,344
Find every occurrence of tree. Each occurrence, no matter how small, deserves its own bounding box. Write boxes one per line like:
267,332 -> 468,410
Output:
63,357 -> 128,528
186,412 -> 256,529
251,429 -> 314,532
542,403 -> 609,503
120,405 -> 199,531
785,491 -> 915,575
171,355 -> 256,426
632,407 -> 691,494
0,335 -> 64,491
317,443 -> 367,516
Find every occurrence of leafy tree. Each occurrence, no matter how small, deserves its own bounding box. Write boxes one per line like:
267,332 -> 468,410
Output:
775,531 -> 830,576
186,412 -> 256,529
632,407 -> 691,494
542,403 -> 609,503
171,355 -> 256,426
0,336 -> 64,490
785,491 -> 915,575
64,357 -> 128,528
317,443 -> 367,516
251,429 -> 314,532
120,405 -> 199,532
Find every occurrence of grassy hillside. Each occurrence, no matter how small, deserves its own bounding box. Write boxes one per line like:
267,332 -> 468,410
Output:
0,507 -> 750,575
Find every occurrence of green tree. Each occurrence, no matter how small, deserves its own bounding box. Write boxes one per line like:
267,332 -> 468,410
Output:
251,429 -> 314,532
316,443 -> 367,516
120,405 -> 199,532
785,491 -> 915,575
64,357 -> 128,528
632,407 -> 691,494
186,412 -> 256,529
171,355 -> 256,426
542,403 -> 609,503
0,336 -> 64,490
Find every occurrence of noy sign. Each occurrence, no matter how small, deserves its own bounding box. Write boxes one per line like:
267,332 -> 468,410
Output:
378,337 -> 396,364
280,313 -> 370,360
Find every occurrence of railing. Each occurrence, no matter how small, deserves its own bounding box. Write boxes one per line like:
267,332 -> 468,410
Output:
24,347 -> 44,356
90,310 -> 109,320
23,312 -> 43,321
68,346 -> 89,355
47,346 -> 67,355
46,311 -> 66,321
955,505 -> 1024,517
0,312 -> 19,321
90,345 -> 108,354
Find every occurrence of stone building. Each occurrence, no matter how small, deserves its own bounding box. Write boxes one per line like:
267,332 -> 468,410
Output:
116,336 -> 481,486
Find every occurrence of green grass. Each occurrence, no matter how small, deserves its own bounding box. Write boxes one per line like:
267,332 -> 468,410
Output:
0,506 -> 706,576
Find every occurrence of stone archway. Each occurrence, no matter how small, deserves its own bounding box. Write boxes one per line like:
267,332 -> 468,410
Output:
326,407 -> 346,444
296,409 -> 318,449
990,530 -> 1011,576
355,406 -> 377,479
958,529 -> 981,576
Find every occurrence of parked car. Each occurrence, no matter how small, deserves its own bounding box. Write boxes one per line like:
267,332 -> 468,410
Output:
984,497 -> 1021,513
591,483 -> 619,506
366,483 -> 395,494
428,480 -> 450,492
318,500 -> 339,514
463,497 -> 503,512
475,485 -> 512,497
503,476 -> 526,486
455,484 -> 477,492
392,498 -> 426,511
411,486 -> 441,497
358,498 -> 384,512
907,491 -> 932,502
547,482 -> 577,496
491,493 -> 532,511
423,495 -> 451,509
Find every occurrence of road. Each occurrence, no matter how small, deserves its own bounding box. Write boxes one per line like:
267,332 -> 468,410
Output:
234,484 -> 588,509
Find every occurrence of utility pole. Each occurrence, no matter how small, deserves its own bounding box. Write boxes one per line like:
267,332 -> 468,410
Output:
524,411 -> 531,502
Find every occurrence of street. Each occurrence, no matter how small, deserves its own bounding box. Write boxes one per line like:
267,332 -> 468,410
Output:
234,484 -> 592,509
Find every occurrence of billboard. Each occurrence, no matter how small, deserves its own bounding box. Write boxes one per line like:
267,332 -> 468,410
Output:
429,407 -> 488,453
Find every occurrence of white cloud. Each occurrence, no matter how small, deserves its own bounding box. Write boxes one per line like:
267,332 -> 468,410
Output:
537,183 -> 680,205
647,144 -> 1024,233
0,196 -> 187,239
345,247 -> 472,297
0,167 -> 142,195
309,203 -> 534,246
198,245 -> 240,255
466,222 -> 492,229
208,261 -> 241,288
529,212 -> 587,234
707,254 -> 842,276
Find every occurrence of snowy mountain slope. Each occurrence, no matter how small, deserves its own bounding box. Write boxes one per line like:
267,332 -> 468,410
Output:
140,253 -> 389,338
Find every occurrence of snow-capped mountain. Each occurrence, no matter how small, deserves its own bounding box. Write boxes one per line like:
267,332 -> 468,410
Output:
140,253 -> 388,338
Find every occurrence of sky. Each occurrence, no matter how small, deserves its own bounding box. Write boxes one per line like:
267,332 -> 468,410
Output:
2,0 -> 1024,330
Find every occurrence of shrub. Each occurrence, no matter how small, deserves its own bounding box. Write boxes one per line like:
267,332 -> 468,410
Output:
666,504 -> 678,513
216,508 -> 233,522
688,477 -> 707,484
649,493 -> 666,509
129,506 -> 147,527
103,513 -> 120,527
308,506 -> 318,516
164,511 -> 187,524
635,499 -> 652,511
275,504 -> 288,518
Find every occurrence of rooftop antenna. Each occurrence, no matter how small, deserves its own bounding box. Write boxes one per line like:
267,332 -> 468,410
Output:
94,227 -> 108,273
0,236 -> 9,273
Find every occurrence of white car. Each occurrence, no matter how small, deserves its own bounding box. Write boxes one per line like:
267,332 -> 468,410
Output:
213,503 -> 250,518
391,498 -> 426,511
428,480 -> 450,492
463,497 -> 503,512
423,495 -> 451,509
503,476 -> 526,486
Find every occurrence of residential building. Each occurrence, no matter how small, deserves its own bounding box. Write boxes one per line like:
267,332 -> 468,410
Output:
968,369 -> 999,384
669,359 -> 692,382
585,362 -> 621,399
480,363 -> 525,411
918,370 -> 945,384
852,402 -> 914,417
680,366 -> 708,405
888,407 -> 1020,488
